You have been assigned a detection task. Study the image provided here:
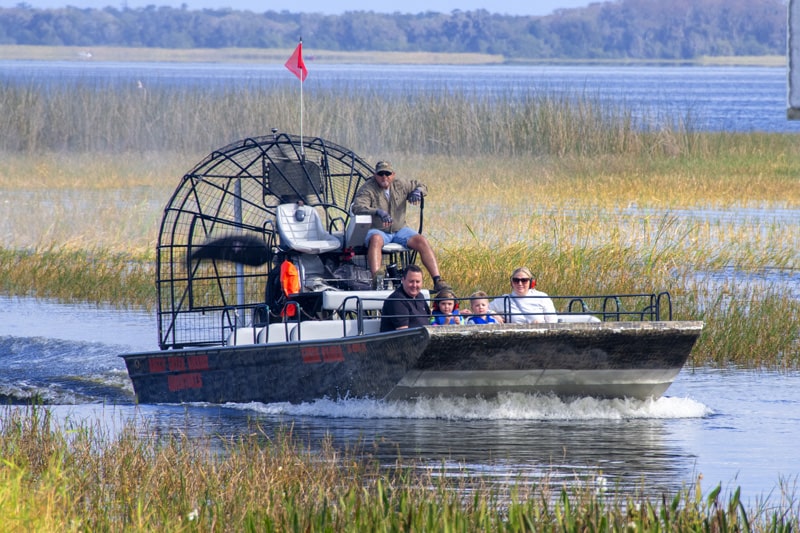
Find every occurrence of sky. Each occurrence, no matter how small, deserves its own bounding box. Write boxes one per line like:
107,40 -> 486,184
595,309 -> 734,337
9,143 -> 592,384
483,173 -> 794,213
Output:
0,0 -> 595,16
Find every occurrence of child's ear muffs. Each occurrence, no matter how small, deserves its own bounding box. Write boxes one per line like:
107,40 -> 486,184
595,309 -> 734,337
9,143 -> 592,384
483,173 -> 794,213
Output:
432,299 -> 459,311
433,290 -> 458,311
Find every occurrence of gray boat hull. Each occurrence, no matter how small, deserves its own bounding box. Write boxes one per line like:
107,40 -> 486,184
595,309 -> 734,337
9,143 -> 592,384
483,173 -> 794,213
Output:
122,327 -> 430,404
122,321 -> 702,404
386,321 -> 703,400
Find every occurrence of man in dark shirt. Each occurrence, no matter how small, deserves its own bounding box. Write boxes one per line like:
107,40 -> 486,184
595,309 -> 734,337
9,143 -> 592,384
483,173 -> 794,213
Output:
380,264 -> 431,332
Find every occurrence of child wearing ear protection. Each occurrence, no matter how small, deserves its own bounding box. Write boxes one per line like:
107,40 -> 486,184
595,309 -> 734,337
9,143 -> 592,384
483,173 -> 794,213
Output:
488,267 -> 558,324
430,288 -> 463,325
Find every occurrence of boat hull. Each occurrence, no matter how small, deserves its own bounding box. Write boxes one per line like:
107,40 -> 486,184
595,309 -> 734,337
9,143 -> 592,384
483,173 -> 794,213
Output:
386,321 -> 703,400
122,321 -> 701,404
121,328 -> 429,404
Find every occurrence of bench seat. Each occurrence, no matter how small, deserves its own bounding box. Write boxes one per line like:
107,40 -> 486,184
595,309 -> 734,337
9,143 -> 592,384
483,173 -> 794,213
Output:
557,314 -> 601,323
290,318 -> 382,341
322,289 -> 430,311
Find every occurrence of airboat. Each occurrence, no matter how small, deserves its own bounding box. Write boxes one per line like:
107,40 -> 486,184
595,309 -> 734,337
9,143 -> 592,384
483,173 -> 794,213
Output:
120,131 -> 703,405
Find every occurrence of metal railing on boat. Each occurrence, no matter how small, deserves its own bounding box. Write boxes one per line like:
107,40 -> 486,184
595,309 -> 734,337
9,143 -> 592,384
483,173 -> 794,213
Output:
221,290 -> 678,347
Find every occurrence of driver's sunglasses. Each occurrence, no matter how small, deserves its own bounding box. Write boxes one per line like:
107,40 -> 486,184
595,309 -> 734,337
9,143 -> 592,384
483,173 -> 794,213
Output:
377,171 -> 393,177
512,278 -> 531,283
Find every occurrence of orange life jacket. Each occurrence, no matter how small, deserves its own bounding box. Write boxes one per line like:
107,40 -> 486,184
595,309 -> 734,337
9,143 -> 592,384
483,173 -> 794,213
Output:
279,260 -> 301,317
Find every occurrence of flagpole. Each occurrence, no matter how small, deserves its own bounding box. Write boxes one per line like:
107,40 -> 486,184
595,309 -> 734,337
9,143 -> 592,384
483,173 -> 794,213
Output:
300,38 -> 304,158
284,37 -> 308,159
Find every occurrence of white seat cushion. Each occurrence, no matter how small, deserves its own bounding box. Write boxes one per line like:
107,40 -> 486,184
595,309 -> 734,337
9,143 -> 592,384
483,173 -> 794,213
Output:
557,314 -> 601,323
322,289 -> 430,311
382,243 -> 408,253
277,203 -> 341,254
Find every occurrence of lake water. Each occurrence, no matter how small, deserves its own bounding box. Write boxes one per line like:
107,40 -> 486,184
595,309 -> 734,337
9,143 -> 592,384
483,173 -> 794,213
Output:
1,296 -> 799,507
3,61 -> 799,133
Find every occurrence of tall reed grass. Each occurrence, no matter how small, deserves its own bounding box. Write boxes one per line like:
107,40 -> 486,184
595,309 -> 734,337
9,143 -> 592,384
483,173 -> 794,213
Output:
3,76 -> 786,161
687,286 -> 800,367
1,405 -> 796,531
0,248 -> 153,306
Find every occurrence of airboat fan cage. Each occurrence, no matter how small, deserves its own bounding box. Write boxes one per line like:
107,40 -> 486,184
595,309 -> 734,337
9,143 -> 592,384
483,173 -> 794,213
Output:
156,132 -> 373,349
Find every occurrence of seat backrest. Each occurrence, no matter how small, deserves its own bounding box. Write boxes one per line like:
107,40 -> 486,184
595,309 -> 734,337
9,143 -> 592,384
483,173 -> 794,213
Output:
270,159 -> 323,204
290,320 -> 346,341
321,289 -> 430,311
226,326 -> 263,346
290,318 -> 383,341
557,314 -> 602,323
343,213 -> 409,253
276,203 -> 341,254
259,322 -> 294,343
345,213 -> 372,248
362,318 -> 381,334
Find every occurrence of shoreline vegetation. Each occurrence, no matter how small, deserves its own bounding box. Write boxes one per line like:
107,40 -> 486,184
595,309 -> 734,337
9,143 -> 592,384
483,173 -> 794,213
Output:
0,44 -> 787,66
0,77 -> 798,371
0,1 -> 787,62
3,405 -> 796,531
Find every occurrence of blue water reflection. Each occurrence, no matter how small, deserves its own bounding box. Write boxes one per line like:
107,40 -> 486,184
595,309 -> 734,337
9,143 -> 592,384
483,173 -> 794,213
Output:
2,61 -> 798,133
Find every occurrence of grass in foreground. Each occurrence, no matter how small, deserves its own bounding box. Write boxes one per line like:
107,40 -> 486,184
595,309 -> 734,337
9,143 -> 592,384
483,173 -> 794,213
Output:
1,406 -> 796,532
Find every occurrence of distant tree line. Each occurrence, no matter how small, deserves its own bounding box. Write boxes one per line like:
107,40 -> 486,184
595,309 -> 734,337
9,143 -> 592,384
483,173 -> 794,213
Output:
0,0 -> 787,59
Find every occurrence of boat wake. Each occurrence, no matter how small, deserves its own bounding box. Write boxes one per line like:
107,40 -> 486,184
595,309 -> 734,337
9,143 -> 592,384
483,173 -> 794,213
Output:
0,335 -> 134,405
234,392 -> 711,421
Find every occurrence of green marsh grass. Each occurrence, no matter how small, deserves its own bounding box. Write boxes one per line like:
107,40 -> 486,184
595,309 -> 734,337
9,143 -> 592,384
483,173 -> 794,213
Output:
0,248 -> 153,306
0,82 -> 798,365
1,405 -> 797,531
2,77 -> 777,159
689,287 -> 800,367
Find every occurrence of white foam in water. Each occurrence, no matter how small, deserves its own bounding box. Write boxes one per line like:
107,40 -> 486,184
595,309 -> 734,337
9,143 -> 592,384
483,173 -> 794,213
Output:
234,393 -> 711,420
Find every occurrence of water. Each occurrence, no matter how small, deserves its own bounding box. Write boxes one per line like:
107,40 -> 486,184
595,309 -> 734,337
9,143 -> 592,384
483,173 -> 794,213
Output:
2,61 -> 799,133
1,296 -> 799,505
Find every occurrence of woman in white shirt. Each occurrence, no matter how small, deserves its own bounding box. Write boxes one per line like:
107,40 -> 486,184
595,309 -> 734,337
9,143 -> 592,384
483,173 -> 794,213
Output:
488,267 -> 558,324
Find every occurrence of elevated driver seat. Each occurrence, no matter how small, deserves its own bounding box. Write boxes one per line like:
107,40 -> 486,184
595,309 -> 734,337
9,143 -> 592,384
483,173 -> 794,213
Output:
345,213 -> 412,271
276,203 -> 341,255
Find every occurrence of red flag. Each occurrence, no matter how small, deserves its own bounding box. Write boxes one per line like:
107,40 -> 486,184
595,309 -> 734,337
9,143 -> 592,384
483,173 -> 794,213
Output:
284,42 -> 308,82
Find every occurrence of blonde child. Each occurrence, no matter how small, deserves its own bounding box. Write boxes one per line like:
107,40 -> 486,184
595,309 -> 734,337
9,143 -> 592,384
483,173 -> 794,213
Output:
466,290 -> 503,325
